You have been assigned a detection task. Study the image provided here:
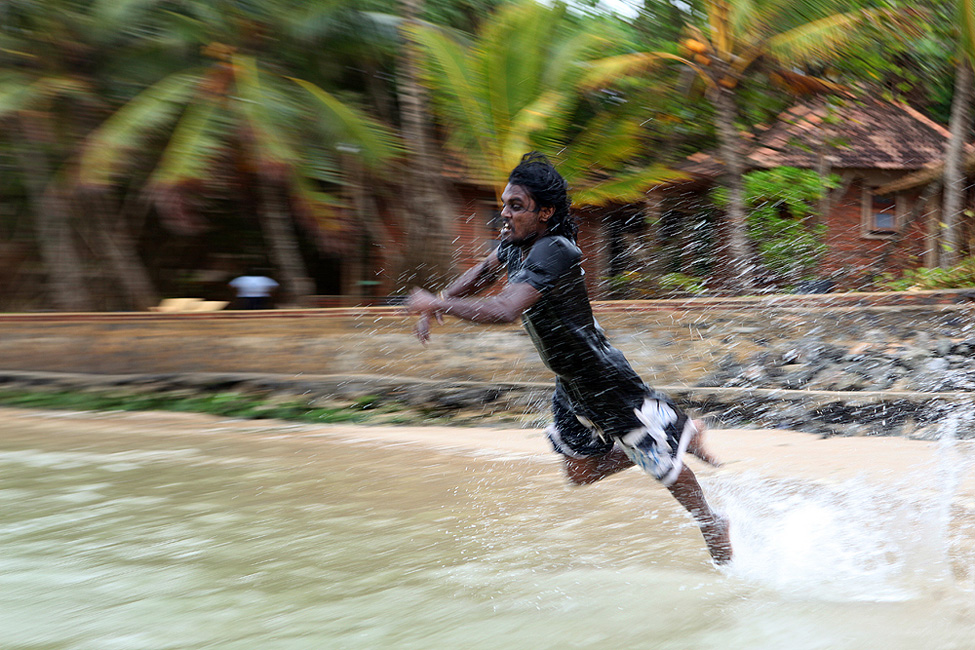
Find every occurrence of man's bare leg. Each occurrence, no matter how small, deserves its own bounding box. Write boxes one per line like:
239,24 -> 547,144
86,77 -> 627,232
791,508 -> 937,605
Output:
561,435 -> 732,564
667,465 -> 732,564
687,419 -> 722,467
562,447 -> 634,485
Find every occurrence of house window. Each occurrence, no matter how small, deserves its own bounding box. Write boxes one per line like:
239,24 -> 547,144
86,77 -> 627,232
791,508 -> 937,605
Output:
862,189 -> 902,237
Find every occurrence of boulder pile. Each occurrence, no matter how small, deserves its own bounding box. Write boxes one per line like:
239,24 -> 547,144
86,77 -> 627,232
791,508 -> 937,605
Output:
697,335 -> 975,394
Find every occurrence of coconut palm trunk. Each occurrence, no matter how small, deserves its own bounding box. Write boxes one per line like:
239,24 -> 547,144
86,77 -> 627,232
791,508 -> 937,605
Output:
397,0 -> 455,289
941,58 -> 973,268
256,178 -> 315,305
15,119 -> 92,311
86,192 -> 159,310
35,187 -> 92,311
711,84 -> 754,292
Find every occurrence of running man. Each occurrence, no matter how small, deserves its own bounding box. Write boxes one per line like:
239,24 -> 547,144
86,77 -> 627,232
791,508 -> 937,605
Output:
406,152 -> 731,564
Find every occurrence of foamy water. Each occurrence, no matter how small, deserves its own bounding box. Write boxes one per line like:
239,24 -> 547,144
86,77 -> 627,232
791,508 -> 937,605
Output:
710,409 -> 975,603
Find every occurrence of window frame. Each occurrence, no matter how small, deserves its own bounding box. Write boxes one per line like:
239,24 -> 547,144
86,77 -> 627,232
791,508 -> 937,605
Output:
861,188 -> 904,239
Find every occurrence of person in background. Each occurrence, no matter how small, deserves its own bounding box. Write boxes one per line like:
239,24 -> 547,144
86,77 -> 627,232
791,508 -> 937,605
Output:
229,269 -> 279,310
406,152 -> 731,564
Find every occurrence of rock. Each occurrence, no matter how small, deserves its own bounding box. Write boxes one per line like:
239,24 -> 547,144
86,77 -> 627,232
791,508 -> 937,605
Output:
805,368 -> 851,391
897,346 -> 931,370
924,358 -> 950,373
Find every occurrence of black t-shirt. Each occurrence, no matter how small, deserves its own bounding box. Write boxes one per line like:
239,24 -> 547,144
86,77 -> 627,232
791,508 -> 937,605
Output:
496,235 -> 648,436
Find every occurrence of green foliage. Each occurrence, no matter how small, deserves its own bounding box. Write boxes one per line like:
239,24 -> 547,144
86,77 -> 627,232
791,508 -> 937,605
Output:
603,270 -> 707,297
411,0 -> 686,204
658,272 -> 708,294
713,167 -> 837,282
880,257 -> 975,290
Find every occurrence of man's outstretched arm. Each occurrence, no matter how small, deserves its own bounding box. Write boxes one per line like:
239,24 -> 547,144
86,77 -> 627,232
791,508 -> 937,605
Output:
410,250 -> 506,343
409,281 -> 540,325
441,250 -> 504,299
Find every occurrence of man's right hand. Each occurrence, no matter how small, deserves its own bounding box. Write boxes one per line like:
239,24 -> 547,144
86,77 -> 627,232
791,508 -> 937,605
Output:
414,312 -> 434,344
406,288 -> 444,344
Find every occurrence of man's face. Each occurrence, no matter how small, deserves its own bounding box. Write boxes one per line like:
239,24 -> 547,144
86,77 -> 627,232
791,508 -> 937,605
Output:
499,183 -> 553,245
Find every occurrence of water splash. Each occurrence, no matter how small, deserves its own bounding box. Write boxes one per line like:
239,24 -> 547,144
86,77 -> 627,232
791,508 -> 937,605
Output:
711,410 -> 974,602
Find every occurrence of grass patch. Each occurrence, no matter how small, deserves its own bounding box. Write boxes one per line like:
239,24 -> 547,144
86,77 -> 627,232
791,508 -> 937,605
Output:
0,386 -> 531,429
0,389 -> 380,425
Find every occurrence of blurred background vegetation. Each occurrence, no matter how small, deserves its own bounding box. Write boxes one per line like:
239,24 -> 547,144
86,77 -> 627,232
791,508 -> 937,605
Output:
1,0 -> 972,311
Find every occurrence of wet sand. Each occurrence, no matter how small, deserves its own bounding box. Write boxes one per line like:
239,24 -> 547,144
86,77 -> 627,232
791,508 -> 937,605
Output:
3,406 -> 974,503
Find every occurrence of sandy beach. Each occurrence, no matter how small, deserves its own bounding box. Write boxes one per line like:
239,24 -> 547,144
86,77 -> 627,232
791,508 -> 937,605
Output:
4,406 -> 974,503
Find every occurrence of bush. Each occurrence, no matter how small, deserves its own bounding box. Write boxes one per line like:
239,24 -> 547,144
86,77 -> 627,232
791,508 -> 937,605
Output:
880,257 -> 975,291
713,167 -> 837,284
658,272 -> 708,294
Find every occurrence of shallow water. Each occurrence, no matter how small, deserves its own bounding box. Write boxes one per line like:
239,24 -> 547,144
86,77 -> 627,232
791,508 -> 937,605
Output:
1,410 -> 974,649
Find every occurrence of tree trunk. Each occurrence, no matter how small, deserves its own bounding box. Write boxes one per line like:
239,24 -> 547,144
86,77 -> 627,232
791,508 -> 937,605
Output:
942,58 -> 973,268
256,179 -> 315,306
397,0 -> 455,291
344,154 -> 402,298
15,118 -> 92,311
87,192 -> 159,310
711,85 -> 754,293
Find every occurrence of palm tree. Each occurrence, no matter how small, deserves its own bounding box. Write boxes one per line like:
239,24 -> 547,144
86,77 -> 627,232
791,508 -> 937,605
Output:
410,1 -> 685,207
942,0 -> 975,268
0,0 -> 162,310
586,0 -> 921,291
397,0 -> 456,290
77,0 -> 398,305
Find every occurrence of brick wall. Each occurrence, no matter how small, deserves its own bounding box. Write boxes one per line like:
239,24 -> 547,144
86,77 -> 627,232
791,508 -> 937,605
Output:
820,179 -> 928,287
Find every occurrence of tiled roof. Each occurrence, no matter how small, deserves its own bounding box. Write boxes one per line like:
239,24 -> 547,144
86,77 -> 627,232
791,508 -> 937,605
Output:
749,98 -> 949,170
666,97 -> 951,188
876,145 -> 975,194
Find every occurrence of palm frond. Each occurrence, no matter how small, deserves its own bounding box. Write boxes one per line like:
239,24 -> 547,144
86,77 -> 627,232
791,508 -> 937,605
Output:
580,52 -> 662,89
409,22 -> 495,171
234,55 -> 298,174
571,165 -> 689,207
580,51 -> 711,90
557,112 -> 643,183
504,90 -> 565,175
0,73 -> 39,116
476,1 -> 565,138
149,99 -> 225,187
291,173 -> 345,233
542,29 -> 611,90
727,0 -> 758,41
768,68 -> 850,96
89,0 -> 161,38
34,76 -> 100,103
767,8 -> 922,66
78,71 -> 201,186
289,77 -> 398,169
961,0 -> 975,62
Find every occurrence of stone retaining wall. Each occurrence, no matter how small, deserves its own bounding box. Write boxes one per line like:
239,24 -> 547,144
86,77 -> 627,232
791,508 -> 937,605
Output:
1,289 -> 973,437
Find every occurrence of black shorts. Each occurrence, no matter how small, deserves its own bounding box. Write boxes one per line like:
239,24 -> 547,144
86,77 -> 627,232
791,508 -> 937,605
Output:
545,385 -> 694,487
545,388 -> 616,459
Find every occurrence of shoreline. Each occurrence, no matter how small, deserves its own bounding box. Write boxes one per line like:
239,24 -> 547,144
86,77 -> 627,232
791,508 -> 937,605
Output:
3,406 -> 974,504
